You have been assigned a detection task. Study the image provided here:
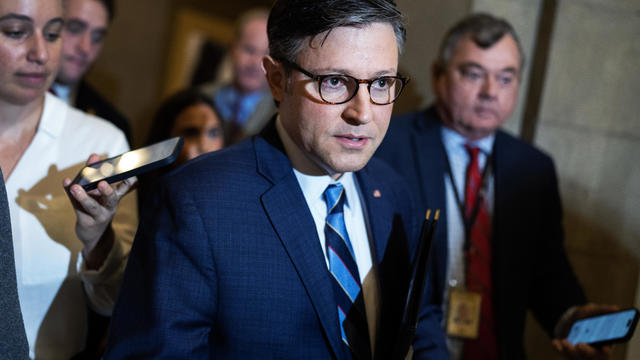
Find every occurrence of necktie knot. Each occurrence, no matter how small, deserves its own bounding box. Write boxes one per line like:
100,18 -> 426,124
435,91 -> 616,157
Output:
324,183 -> 346,215
465,143 -> 481,162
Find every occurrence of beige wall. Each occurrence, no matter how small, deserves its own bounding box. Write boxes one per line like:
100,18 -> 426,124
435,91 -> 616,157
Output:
534,1 -> 640,358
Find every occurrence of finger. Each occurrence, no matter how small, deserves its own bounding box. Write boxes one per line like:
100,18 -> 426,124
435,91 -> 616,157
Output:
576,303 -> 620,319
560,340 -> 582,360
97,181 -> 119,210
552,339 -> 564,353
600,345 -> 613,360
114,176 -> 137,198
63,178 -> 82,209
86,153 -> 102,165
69,184 -> 104,217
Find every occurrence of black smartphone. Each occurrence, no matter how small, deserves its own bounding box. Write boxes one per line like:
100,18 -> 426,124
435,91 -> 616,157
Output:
71,137 -> 183,191
567,308 -> 639,346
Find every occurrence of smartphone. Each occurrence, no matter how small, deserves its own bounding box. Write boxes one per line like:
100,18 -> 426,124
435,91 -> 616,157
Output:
71,137 -> 183,191
567,308 -> 639,346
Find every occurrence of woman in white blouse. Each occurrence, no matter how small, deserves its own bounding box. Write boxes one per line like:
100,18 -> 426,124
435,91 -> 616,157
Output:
0,0 -> 137,358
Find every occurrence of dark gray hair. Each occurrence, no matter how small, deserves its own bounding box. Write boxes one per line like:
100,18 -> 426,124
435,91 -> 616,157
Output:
267,0 -> 406,63
434,13 -> 525,75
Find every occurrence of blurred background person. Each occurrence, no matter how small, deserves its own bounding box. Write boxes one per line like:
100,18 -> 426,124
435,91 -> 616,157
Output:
0,0 -> 137,358
200,8 -> 275,144
146,89 -> 225,166
139,88 -> 225,211
377,13 -> 617,360
51,0 -> 131,142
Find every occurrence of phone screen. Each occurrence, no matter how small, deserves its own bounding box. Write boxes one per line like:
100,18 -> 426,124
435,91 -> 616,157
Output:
567,309 -> 638,345
73,137 -> 182,190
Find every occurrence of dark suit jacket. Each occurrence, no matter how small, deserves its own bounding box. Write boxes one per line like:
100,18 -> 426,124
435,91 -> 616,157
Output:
105,120 -> 447,359
376,107 -> 587,359
0,170 -> 29,359
75,81 -> 132,143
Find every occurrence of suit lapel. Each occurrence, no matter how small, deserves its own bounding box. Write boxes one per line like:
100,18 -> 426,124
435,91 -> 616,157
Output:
352,167 -> 393,360
356,167 -> 393,267
255,123 -> 347,360
356,166 -> 413,360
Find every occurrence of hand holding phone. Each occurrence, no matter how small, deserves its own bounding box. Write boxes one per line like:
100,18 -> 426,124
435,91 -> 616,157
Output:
64,153 -> 138,269
567,308 -> 638,347
71,137 -> 183,191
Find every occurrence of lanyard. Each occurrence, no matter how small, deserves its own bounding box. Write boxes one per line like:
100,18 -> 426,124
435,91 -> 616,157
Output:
443,146 -> 493,252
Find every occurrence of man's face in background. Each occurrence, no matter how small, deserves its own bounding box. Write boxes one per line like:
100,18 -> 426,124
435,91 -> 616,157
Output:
231,16 -> 269,94
433,33 -> 521,140
57,0 -> 108,85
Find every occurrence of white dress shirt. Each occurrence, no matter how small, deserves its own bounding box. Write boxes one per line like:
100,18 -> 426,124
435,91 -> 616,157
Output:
440,126 -> 495,360
6,93 -> 138,359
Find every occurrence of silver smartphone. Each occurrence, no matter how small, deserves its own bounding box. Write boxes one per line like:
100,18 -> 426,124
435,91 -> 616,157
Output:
71,137 -> 183,191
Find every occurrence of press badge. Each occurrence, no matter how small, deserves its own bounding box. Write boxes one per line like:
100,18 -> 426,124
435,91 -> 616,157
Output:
446,287 -> 482,339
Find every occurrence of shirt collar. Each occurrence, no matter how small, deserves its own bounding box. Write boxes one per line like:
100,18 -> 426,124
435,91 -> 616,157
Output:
39,92 -> 68,138
50,82 -> 73,104
441,125 -> 495,155
218,84 -> 266,104
294,170 -> 355,210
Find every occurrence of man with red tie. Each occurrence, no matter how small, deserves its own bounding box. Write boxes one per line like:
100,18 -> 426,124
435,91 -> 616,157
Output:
376,13 -> 615,360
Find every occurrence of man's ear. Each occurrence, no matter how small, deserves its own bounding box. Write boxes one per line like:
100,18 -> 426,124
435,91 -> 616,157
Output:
263,56 -> 286,103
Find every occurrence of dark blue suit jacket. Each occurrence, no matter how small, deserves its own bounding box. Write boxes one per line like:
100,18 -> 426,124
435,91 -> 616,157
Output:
105,120 -> 447,359
376,107 -> 586,359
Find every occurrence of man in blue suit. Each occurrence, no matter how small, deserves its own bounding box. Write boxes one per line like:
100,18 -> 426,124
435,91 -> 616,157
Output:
105,0 -> 447,359
376,13 -> 615,360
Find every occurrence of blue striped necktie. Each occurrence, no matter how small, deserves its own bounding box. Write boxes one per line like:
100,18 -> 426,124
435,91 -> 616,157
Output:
323,183 -> 361,349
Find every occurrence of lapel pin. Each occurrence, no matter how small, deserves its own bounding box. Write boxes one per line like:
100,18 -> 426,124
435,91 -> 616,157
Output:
373,189 -> 381,198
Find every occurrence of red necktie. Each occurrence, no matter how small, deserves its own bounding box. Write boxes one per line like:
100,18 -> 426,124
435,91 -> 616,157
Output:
462,145 -> 498,360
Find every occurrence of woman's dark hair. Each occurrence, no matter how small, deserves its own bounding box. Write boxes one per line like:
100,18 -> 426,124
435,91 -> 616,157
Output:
138,89 -> 224,212
146,88 -> 223,147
